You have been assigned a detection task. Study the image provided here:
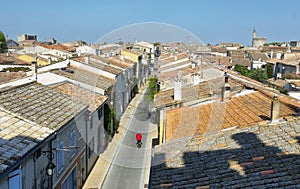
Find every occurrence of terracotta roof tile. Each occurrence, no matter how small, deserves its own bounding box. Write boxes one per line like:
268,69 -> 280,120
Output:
0,72 -> 28,85
152,121 -> 300,188
165,91 -> 300,142
50,67 -> 115,90
52,82 -> 107,112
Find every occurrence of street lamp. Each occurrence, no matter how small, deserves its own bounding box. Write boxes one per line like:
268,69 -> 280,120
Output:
42,148 -> 55,189
46,161 -> 56,176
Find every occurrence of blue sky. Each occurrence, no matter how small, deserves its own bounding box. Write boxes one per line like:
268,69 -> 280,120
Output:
1,0 -> 300,45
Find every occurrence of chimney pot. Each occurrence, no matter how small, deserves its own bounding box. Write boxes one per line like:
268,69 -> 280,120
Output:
31,61 -> 38,81
85,56 -> 89,64
174,79 -> 182,101
270,94 -> 280,122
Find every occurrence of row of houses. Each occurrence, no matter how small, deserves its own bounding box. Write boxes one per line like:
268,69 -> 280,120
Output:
150,48 -> 300,187
0,44 -> 150,188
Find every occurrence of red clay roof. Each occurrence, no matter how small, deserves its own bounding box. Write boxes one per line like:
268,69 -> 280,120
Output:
165,91 -> 300,142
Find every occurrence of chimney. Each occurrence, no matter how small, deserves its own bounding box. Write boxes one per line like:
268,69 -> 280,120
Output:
270,50 -> 273,59
276,52 -> 282,60
85,56 -> 89,64
174,79 -> 182,101
191,62 -> 195,68
120,54 -> 124,61
221,72 -> 230,101
31,61 -> 38,81
270,94 -> 280,122
48,57 -> 52,64
123,42 -> 127,50
174,71 -> 183,101
174,56 -> 177,61
193,73 -> 201,85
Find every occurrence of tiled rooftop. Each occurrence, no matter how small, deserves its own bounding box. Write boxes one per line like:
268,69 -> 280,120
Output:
52,82 -> 107,112
155,81 -> 212,108
158,67 -> 199,81
83,59 -> 123,75
155,77 -> 243,108
108,57 -> 134,69
43,44 -> 76,53
165,91 -> 300,142
0,109 -> 54,174
248,51 -> 269,61
231,57 -> 251,67
0,54 -> 28,65
50,67 -> 115,90
159,53 -> 188,64
0,82 -> 87,174
0,72 -> 27,85
160,60 -> 191,72
211,46 -> 227,53
152,121 -> 300,188
90,55 -> 133,70
0,82 -> 87,130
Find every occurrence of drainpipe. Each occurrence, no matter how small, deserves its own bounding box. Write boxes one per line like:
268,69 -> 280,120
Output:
85,116 -> 91,181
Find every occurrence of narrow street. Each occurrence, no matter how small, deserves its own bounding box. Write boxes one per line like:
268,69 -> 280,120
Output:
101,88 -> 152,189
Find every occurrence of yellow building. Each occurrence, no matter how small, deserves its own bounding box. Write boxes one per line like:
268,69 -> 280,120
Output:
120,50 -> 141,62
17,55 -> 49,66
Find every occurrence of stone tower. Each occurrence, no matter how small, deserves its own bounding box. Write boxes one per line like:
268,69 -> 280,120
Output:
252,28 -> 267,47
252,28 -> 256,38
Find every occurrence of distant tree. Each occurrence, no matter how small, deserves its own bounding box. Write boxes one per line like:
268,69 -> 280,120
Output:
153,42 -> 161,46
248,68 -> 268,82
233,64 -> 250,76
267,64 -> 273,79
2,67 -> 30,72
81,41 -> 87,45
146,78 -> 159,101
279,88 -> 288,95
233,64 -> 268,82
0,31 -> 6,53
269,42 -> 282,46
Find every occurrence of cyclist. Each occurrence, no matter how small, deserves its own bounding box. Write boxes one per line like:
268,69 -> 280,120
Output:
136,133 -> 142,147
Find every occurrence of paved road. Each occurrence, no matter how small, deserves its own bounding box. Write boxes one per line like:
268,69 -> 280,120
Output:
101,90 -> 152,189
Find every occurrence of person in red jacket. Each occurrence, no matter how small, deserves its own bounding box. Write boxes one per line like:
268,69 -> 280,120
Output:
136,133 -> 142,147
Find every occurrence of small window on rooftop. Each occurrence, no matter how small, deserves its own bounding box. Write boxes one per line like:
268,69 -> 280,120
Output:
70,132 -> 76,157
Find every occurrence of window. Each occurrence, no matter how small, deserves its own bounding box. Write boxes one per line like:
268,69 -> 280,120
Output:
8,169 -> 22,189
98,107 -> 103,120
88,138 -> 94,158
62,167 -> 77,189
97,126 -> 102,153
57,142 -> 64,172
70,132 -> 76,157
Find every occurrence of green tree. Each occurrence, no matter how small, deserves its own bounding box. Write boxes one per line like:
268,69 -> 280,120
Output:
233,64 -> 268,82
267,64 -> 273,79
3,67 -> 31,72
0,31 -> 6,53
153,42 -> 161,46
146,78 -> 159,101
248,68 -> 268,82
104,103 -> 119,137
233,64 -> 250,76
